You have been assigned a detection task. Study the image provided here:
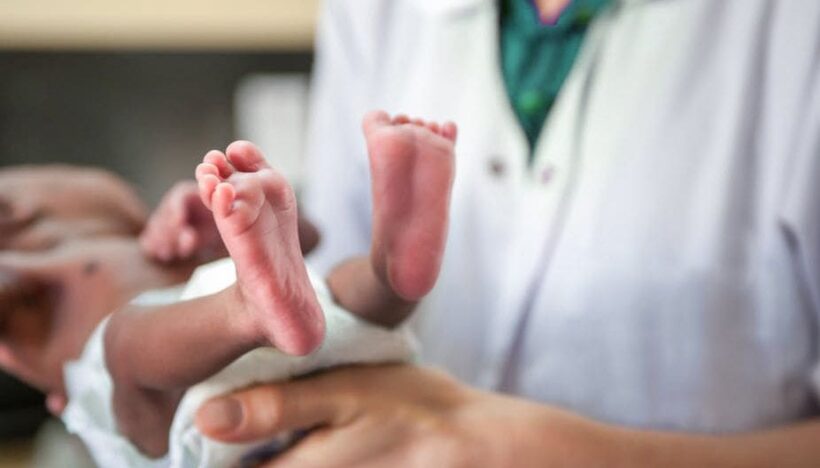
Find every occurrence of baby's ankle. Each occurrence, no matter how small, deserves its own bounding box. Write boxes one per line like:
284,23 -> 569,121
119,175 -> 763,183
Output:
219,284 -> 270,348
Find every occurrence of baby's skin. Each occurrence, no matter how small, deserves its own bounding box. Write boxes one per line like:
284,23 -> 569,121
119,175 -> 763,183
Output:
0,237 -> 195,415
138,181 -> 320,264
105,111 -> 457,456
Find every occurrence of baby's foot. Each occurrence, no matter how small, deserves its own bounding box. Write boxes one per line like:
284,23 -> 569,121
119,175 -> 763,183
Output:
195,142 -> 324,355
363,111 -> 457,300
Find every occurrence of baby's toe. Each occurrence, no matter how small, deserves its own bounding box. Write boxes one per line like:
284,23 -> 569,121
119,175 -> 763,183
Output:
226,141 -> 268,173
203,151 -> 234,178
195,162 -> 220,181
362,110 -> 391,134
197,173 -> 221,210
441,122 -> 458,142
212,183 -> 236,219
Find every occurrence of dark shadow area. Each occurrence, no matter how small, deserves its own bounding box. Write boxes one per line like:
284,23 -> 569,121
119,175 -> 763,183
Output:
0,52 -> 312,205
0,372 -> 48,439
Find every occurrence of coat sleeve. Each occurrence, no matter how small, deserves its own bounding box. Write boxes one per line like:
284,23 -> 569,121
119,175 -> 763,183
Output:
781,47 -> 820,317
777,13 -> 820,400
301,0 -> 378,276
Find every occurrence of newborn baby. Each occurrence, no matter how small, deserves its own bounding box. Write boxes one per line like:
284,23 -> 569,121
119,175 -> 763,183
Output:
68,111 -> 457,466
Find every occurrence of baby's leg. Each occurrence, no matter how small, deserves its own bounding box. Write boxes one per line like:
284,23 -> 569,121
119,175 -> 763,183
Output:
106,286 -> 257,456
106,280 -> 278,456
105,143 -> 324,456
111,142 -> 324,400
196,142 -> 325,355
364,111 -> 457,300
325,112 -> 456,327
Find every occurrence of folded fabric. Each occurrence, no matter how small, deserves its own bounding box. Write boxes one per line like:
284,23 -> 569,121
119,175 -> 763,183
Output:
63,258 -> 416,468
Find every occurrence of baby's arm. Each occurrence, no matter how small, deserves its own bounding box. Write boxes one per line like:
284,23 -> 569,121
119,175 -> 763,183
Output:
324,112 -> 457,328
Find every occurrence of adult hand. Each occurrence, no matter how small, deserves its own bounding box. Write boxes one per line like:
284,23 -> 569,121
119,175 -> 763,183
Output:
197,365 -> 820,468
195,365 -> 613,467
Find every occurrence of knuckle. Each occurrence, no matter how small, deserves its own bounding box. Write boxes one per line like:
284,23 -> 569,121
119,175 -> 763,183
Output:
247,386 -> 287,429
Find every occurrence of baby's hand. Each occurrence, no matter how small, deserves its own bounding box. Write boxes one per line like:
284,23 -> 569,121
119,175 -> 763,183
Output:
139,181 -> 224,263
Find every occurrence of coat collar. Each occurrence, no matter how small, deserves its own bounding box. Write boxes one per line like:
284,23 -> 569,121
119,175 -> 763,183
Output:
418,0 -> 655,16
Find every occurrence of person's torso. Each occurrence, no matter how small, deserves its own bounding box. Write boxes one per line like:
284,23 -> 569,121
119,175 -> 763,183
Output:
332,0 -> 820,432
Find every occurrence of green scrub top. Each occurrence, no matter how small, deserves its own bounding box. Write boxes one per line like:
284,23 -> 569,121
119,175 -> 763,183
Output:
500,0 -> 611,156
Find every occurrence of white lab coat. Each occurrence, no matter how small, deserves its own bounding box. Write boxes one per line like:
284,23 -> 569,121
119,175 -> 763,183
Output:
303,0 -> 820,432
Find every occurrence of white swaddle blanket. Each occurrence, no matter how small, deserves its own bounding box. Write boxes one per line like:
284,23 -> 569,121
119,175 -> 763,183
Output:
62,258 -> 416,468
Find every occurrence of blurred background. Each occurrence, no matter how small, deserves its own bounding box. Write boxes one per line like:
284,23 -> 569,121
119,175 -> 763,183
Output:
0,1 -> 319,466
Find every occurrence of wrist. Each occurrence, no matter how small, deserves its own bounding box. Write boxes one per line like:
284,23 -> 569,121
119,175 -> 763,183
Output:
467,392 -> 628,467
529,406 -> 625,467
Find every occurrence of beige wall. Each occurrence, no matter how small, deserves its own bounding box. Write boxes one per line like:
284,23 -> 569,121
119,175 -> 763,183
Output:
0,0 -> 319,51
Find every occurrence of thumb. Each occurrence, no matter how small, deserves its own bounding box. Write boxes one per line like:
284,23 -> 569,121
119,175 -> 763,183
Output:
196,370 -> 359,443
46,392 -> 67,416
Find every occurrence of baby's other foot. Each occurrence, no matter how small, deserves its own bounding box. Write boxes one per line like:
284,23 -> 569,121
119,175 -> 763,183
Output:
195,142 -> 324,355
363,111 -> 457,301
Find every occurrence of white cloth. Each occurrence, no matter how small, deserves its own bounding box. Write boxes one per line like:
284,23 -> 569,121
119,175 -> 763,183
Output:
304,0 -> 820,432
62,258 -> 415,468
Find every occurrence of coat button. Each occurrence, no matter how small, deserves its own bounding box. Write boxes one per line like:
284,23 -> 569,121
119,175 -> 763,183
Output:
488,157 -> 506,178
540,165 -> 555,184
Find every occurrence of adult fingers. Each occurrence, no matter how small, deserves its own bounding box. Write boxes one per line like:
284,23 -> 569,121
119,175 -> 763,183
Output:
196,370 -> 360,443
139,211 -> 168,259
266,415 -> 416,468
169,182 -> 197,227
176,227 -> 198,259
266,428 -> 373,468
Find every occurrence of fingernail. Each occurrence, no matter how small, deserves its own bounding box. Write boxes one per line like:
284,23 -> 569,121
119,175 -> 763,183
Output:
199,398 -> 243,433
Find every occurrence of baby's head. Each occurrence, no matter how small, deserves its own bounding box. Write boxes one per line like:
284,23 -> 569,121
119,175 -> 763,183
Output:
0,259 -> 59,393
0,236 -> 137,404
0,165 -> 148,251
